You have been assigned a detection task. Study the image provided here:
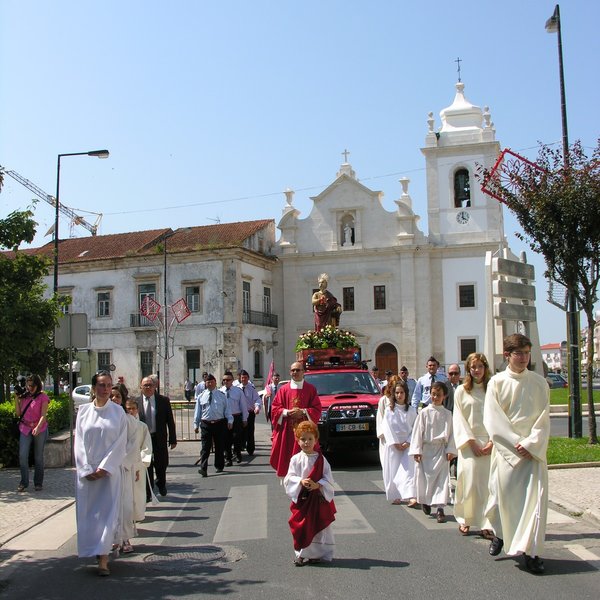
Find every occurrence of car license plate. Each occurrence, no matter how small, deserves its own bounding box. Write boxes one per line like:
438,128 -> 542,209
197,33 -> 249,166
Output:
336,423 -> 369,432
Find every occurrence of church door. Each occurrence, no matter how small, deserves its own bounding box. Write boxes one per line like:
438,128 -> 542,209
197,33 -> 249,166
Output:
375,343 -> 398,376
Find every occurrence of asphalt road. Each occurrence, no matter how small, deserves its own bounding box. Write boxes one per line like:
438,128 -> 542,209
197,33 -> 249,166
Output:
1,423 -> 598,600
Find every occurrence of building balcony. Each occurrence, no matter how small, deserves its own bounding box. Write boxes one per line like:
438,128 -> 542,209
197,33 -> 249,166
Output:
130,313 -> 156,328
242,310 -> 278,328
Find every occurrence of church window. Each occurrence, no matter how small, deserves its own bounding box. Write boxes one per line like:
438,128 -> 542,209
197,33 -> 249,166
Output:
458,284 -> 476,309
343,287 -> 355,311
459,338 -> 477,361
454,168 -> 471,208
374,285 -> 386,310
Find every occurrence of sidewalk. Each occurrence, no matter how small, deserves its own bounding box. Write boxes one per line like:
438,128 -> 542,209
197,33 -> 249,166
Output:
1,448 -> 598,549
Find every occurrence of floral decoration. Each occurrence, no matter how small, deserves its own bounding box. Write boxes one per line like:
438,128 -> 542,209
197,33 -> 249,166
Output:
294,325 -> 358,351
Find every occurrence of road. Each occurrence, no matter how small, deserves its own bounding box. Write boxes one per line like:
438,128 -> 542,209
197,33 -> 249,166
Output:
1,422 -> 598,600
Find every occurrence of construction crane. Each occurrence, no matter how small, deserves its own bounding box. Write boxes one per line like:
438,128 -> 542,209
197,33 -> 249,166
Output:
0,167 -> 102,236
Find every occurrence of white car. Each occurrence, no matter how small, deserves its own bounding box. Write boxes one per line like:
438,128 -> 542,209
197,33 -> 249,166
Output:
72,384 -> 92,409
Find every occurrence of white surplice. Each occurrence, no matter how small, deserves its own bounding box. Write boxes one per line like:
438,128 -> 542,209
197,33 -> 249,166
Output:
284,451 -> 336,561
376,397 -> 417,501
75,400 -> 127,557
483,367 -> 550,556
409,404 -> 456,506
452,382 -> 493,529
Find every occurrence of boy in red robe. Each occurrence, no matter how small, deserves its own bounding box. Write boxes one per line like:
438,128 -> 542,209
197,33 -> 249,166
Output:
284,421 -> 336,565
269,362 -> 322,477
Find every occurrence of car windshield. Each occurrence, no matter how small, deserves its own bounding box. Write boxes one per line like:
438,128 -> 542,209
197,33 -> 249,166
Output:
304,372 -> 379,395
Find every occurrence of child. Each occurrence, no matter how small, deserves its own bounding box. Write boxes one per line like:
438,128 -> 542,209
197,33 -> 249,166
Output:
376,380 -> 417,505
409,381 -> 456,523
283,421 -> 336,566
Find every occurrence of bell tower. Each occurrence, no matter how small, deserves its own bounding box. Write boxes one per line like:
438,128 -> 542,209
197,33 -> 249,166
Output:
421,81 -> 504,246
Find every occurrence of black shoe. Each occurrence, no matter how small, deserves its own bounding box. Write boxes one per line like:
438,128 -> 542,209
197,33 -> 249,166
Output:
422,504 -> 431,516
225,459 -> 233,467
235,455 -> 242,463
198,468 -> 208,477
146,495 -> 152,503
158,485 -> 167,496
524,554 -> 545,574
247,450 -> 254,456
216,468 -> 223,473
436,509 -> 446,523
489,537 -> 504,556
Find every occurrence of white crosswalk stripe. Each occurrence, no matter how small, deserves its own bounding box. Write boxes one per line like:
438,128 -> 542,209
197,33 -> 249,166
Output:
213,484 -> 268,543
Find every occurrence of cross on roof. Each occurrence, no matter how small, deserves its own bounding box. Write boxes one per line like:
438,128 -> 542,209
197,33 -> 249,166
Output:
455,57 -> 462,82
342,148 -> 350,163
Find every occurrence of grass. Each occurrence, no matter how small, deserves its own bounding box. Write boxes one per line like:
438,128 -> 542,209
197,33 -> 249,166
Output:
547,437 -> 600,465
549,388 -> 600,406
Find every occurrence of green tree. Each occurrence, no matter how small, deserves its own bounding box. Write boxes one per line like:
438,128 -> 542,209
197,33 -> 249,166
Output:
477,140 -> 599,444
0,174 -> 63,400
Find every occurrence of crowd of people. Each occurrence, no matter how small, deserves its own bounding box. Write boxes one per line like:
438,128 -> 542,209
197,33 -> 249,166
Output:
375,333 -> 550,575
13,332 -> 549,576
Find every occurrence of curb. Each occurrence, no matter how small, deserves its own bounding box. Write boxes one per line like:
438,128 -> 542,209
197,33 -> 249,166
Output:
0,499 -> 75,548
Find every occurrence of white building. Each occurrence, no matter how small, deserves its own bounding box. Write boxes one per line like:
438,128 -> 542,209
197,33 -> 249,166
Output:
275,82 -> 542,375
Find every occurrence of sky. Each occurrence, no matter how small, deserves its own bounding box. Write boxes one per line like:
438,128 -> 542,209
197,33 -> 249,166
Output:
1,1 -> 598,346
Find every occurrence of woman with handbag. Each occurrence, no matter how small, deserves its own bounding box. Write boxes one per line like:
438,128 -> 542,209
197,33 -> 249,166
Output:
15,374 -> 50,492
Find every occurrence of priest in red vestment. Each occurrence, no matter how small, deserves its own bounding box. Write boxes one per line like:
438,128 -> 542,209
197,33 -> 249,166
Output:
270,361 -> 322,477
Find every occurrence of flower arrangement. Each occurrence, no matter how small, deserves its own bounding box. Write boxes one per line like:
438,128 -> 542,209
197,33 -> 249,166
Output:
294,325 -> 358,351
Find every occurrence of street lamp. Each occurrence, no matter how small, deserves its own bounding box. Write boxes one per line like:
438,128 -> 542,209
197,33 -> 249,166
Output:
53,149 -> 109,395
545,4 -> 582,437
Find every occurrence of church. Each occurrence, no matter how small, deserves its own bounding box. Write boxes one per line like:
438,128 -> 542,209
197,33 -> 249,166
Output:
273,81 -> 541,376
30,81 -> 542,394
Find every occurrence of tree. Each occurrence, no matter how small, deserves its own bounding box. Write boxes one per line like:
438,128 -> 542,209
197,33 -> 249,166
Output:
477,139 -> 599,444
0,174 -> 63,400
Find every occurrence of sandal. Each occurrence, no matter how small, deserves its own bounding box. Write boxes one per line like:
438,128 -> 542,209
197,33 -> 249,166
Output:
391,499 -> 403,505
407,499 -> 418,508
481,529 -> 494,540
121,542 -> 134,554
458,524 -> 470,536
294,557 -> 307,567
17,484 -> 26,492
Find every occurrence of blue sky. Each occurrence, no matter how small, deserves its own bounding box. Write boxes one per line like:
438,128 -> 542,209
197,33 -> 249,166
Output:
1,1 -> 598,345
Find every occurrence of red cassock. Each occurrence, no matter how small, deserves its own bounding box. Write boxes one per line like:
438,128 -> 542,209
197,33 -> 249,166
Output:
288,452 -> 336,551
269,382 -> 322,477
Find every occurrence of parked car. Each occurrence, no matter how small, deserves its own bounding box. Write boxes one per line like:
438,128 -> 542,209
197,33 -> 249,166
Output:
72,384 -> 92,409
546,373 -> 568,389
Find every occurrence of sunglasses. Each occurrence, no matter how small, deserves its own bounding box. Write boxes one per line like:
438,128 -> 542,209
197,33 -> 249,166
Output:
448,372 -> 460,376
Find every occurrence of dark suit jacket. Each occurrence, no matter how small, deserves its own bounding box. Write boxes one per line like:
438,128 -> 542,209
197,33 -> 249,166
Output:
137,393 -> 177,463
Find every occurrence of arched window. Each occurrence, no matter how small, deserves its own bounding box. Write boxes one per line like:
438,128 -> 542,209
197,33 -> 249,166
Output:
454,168 -> 471,208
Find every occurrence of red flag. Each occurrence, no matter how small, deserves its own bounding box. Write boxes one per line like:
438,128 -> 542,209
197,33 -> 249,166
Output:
264,360 -> 275,394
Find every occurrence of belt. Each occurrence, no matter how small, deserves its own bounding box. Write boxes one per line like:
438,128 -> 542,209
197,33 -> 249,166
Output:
201,418 -> 226,424
232,413 -> 242,416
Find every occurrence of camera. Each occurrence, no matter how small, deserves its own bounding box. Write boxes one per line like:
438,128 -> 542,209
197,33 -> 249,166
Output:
14,376 -> 27,397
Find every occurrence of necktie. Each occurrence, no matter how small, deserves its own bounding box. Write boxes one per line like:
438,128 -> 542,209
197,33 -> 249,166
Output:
209,390 -> 213,404
226,389 -> 230,399
431,374 -> 436,384
146,397 -> 154,432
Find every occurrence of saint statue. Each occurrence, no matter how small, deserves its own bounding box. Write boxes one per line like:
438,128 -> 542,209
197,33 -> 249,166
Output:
311,273 -> 342,331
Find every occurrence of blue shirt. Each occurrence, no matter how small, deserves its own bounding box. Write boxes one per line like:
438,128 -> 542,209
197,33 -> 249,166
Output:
220,385 -> 247,420
411,371 -> 448,409
194,388 -> 233,427
237,383 -> 261,412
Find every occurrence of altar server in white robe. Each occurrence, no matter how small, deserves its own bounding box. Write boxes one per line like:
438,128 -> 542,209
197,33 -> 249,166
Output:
125,398 -> 153,522
409,381 -> 456,524
453,353 -> 494,537
483,333 -> 550,575
376,379 -> 417,504
75,371 -> 127,576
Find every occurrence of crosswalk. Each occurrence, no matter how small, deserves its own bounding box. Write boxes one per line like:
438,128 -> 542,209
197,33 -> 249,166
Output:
3,475 -> 599,571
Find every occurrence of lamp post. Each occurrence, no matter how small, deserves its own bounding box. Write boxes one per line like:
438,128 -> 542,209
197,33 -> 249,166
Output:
545,4 -> 582,437
53,149 -> 109,395
160,230 -> 177,397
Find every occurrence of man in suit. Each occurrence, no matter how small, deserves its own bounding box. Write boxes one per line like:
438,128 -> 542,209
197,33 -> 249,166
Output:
137,375 -> 177,498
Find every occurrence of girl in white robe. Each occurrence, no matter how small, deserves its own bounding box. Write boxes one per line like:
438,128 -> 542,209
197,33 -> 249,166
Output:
376,380 -> 417,504
409,381 -> 456,523
124,399 -> 153,523
452,353 -> 493,536
75,372 -> 127,576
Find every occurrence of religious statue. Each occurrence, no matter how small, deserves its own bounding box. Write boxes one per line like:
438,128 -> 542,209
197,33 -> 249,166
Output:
311,273 -> 342,331
343,222 -> 353,247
